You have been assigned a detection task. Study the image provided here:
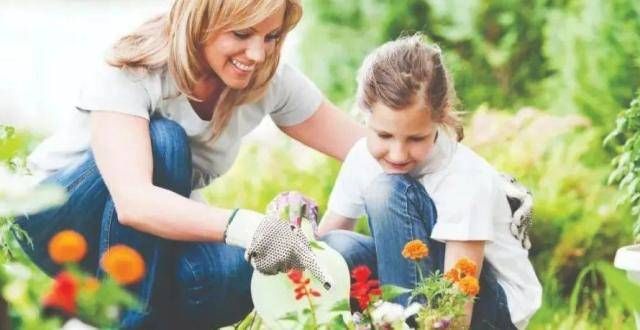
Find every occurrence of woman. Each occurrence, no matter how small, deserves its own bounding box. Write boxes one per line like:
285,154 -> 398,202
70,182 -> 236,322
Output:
15,0 -> 364,328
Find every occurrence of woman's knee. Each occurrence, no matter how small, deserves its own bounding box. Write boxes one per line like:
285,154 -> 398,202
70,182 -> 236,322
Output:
175,243 -> 253,327
176,243 -> 252,305
149,116 -> 192,194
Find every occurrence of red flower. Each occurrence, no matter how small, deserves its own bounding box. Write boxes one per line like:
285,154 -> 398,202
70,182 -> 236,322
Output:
287,269 -> 303,284
287,269 -> 321,301
43,272 -> 77,316
349,265 -> 381,311
351,265 -> 372,283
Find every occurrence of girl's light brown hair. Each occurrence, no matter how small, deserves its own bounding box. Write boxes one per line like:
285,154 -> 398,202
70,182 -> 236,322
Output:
357,34 -> 464,141
107,0 -> 302,140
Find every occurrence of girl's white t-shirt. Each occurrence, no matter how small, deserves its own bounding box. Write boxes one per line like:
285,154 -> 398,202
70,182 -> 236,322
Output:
328,132 -> 542,329
26,62 -> 323,198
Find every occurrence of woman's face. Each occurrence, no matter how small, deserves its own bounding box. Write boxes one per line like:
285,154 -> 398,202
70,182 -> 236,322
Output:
202,5 -> 286,90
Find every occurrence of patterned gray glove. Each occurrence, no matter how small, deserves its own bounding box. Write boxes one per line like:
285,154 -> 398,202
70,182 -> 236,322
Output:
500,173 -> 533,249
224,208 -> 333,290
245,216 -> 332,290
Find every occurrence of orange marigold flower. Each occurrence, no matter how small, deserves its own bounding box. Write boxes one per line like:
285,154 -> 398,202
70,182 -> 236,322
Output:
402,240 -> 429,261
455,257 -> 478,278
101,245 -> 145,285
48,230 -> 88,264
444,268 -> 460,283
457,276 -> 480,297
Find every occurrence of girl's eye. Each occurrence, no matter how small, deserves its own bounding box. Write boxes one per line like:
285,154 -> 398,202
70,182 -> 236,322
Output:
378,133 -> 392,140
232,31 -> 251,39
410,136 -> 426,142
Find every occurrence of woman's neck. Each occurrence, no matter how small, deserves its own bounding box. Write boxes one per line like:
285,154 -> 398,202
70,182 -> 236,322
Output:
189,74 -> 226,121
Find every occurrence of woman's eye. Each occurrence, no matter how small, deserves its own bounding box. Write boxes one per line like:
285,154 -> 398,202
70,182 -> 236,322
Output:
265,34 -> 282,42
232,31 -> 251,39
378,134 -> 392,140
410,136 -> 426,142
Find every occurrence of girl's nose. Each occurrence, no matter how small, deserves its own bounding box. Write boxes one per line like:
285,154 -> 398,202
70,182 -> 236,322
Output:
388,143 -> 409,163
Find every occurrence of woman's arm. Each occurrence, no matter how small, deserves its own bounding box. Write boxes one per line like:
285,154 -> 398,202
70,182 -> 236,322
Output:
317,211 -> 356,236
444,240 -> 485,326
279,100 -> 366,161
90,111 -> 232,241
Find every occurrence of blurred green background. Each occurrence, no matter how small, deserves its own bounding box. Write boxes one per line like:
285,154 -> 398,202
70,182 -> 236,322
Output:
203,0 -> 640,328
3,0 -> 640,328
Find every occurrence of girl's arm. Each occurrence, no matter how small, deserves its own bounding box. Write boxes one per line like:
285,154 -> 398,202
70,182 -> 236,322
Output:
279,100 -> 366,161
317,211 -> 356,236
90,111 -> 233,241
444,240 -> 485,326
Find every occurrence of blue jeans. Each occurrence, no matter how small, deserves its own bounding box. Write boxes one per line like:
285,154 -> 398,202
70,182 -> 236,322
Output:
321,174 -> 515,329
14,116 -> 253,329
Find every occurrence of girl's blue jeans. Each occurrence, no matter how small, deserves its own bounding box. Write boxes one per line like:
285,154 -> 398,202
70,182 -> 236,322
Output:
13,116 -> 253,329
321,174 -> 516,329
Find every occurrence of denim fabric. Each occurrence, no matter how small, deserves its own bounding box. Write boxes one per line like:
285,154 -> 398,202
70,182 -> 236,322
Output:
14,115 -> 253,329
321,174 -> 516,329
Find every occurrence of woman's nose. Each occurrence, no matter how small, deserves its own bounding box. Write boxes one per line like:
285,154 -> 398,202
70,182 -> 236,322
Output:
245,38 -> 266,63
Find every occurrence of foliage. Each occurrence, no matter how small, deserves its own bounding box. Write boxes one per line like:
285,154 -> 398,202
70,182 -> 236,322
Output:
301,0 -> 640,124
605,90 -> 640,241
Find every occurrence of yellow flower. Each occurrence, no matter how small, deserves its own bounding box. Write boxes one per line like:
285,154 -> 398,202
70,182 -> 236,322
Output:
101,245 -> 145,285
48,230 -> 87,264
402,239 -> 429,261
457,276 -> 480,297
454,257 -> 478,278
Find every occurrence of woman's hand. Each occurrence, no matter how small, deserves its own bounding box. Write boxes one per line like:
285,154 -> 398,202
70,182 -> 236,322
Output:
224,206 -> 333,290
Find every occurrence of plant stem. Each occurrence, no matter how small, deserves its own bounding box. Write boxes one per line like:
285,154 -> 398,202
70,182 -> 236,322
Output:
416,262 -> 425,283
305,290 -> 318,328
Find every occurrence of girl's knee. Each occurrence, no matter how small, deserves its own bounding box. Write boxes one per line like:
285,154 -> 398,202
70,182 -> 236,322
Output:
364,174 -> 435,223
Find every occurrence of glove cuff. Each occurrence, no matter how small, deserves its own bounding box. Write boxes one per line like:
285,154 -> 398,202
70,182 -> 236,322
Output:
224,209 -> 263,248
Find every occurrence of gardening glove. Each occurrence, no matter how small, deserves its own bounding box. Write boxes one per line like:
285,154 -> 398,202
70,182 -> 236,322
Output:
224,208 -> 333,290
500,173 -> 533,250
265,191 -> 320,238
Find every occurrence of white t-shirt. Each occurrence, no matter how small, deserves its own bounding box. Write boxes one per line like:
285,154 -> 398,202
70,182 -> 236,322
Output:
328,131 -> 542,329
26,62 -> 323,198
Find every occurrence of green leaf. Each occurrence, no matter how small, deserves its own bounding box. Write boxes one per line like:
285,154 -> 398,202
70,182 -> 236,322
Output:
309,240 -> 325,250
595,261 -> 640,311
381,284 -> 411,301
277,311 -> 299,323
329,299 -> 350,312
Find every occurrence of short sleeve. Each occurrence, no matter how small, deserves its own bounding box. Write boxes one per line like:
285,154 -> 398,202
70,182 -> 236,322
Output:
76,63 -> 151,120
269,63 -> 323,127
431,173 -> 496,242
327,139 -> 369,219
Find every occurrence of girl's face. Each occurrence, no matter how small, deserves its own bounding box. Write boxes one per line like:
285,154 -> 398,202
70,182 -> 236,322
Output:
202,5 -> 286,89
366,102 -> 437,174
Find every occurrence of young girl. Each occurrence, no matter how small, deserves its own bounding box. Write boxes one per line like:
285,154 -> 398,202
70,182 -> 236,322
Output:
319,35 -> 542,329
14,0 -> 361,328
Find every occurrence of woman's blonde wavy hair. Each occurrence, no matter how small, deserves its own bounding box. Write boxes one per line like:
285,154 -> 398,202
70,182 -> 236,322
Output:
107,0 -> 302,140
